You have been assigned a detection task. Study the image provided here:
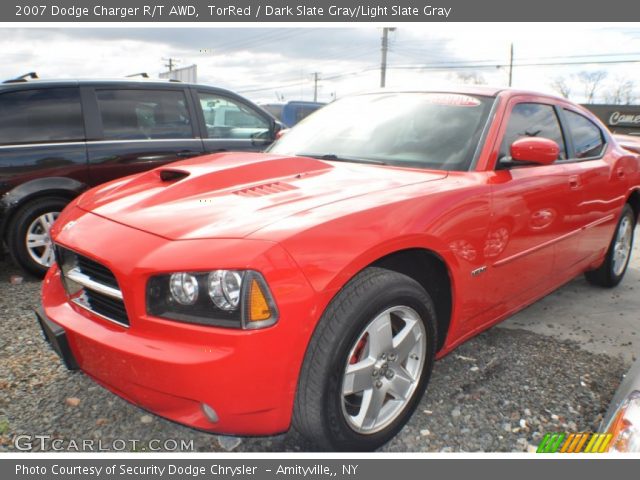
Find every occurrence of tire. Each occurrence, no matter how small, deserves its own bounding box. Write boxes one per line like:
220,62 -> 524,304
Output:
293,267 -> 437,451
585,204 -> 636,288
7,196 -> 69,278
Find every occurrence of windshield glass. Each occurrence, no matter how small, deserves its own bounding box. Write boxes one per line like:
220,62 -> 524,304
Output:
268,92 -> 495,171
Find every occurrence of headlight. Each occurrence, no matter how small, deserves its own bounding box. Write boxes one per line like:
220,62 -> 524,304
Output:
605,391 -> 640,452
147,270 -> 278,329
170,273 -> 199,305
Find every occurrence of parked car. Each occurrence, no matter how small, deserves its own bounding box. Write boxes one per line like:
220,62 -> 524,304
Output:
599,356 -> 640,452
261,100 -> 325,127
37,87 -> 640,451
0,76 -> 281,276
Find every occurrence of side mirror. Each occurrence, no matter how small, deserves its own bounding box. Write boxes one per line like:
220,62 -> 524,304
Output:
272,120 -> 286,139
510,137 -> 559,166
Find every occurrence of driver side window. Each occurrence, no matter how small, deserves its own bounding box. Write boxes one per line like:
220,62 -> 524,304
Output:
197,92 -> 269,140
499,103 -> 567,165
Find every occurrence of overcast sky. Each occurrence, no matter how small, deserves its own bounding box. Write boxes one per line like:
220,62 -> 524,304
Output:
1,24 -> 639,104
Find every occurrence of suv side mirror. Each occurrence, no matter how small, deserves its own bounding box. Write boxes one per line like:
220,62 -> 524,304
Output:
510,137 -> 559,166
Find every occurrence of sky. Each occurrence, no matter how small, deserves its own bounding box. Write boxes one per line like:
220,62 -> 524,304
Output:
1,24 -> 639,105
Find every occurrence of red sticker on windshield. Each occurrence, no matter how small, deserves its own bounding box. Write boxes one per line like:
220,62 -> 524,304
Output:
423,94 -> 481,107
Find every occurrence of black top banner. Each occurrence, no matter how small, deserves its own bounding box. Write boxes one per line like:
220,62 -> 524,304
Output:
4,0 -> 640,22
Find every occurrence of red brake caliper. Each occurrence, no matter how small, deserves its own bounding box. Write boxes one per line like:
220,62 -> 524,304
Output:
349,333 -> 368,364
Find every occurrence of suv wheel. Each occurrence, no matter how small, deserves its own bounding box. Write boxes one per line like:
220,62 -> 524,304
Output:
293,267 -> 437,451
7,197 -> 68,278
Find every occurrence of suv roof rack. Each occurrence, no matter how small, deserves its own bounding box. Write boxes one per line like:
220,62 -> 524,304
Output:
3,72 -> 39,84
125,72 -> 149,78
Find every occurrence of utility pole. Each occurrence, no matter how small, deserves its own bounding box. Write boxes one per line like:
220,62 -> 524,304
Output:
508,43 -> 514,87
163,57 -> 178,72
380,27 -> 396,88
312,72 -> 320,102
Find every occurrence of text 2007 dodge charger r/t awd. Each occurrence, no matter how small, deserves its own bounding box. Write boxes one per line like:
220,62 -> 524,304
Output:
37,87 -> 640,450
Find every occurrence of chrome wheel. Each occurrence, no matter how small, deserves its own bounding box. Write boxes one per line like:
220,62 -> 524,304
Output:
25,212 -> 58,267
612,215 -> 633,277
341,305 -> 426,434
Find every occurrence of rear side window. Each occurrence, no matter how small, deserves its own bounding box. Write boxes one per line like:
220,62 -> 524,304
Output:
96,89 -> 193,140
563,110 -> 605,159
0,88 -> 84,145
499,103 -> 567,163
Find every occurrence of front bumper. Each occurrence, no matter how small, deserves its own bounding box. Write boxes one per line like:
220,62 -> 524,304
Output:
35,307 -> 78,371
41,210 -> 321,436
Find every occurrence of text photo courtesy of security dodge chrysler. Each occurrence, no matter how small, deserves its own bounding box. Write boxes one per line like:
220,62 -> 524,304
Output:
37,87 -> 640,451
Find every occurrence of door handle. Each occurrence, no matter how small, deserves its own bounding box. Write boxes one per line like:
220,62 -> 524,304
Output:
176,151 -> 198,158
568,175 -> 581,189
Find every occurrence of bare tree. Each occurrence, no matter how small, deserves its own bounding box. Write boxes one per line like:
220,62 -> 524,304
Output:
550,76 -> 571,99
577,70 -> 608,103
603,77 -> 636,105
454,72 -> 487,85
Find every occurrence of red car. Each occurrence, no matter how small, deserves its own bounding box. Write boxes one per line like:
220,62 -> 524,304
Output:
38,87 -> 640,451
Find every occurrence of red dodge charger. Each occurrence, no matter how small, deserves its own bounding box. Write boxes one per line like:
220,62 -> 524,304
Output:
38,87 -> 640,450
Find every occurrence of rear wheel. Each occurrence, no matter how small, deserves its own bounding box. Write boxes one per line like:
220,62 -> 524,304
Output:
585,204 -> 635,288
293,267 -> 437,451
7,197 -> 68,278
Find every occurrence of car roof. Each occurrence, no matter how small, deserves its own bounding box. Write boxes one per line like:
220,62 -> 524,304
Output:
353,85 -> 569,102
0,77 -> 220,91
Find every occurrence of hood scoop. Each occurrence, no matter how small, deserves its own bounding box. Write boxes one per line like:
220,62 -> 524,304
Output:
233,181 -> 297,197
159,169 -> 190,182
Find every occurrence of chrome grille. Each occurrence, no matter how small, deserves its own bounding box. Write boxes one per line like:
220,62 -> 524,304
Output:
56,246 -> 129,327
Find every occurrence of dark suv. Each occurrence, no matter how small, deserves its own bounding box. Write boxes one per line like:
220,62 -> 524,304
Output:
0,77 -> 281,276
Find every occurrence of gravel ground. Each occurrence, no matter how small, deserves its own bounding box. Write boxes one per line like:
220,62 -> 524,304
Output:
0,257 -> 627,452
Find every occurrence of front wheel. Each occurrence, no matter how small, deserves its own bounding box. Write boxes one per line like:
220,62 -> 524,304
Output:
7,197 -> 68,278
293,267 -> 437,451
585,204 -> 636,288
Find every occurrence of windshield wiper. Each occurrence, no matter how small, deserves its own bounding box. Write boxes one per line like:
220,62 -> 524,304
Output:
297,153 -> 387,165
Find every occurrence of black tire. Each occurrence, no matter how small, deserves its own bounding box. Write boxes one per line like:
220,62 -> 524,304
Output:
585,204 -> 636,288
7,196 -> 69,278
293,267 -> 437,451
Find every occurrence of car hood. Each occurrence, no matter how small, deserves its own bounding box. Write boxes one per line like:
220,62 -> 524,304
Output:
77,152 -> 447,240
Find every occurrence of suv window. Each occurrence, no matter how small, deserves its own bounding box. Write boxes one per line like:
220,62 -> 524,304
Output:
0,88 -> 84,145
96,89 -> 193,140
499,103 -> 567,163
563,109 -> 605,159
197,92 -> 270,139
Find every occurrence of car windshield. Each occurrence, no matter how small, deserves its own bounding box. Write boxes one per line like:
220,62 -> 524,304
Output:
268,92 -> 495,171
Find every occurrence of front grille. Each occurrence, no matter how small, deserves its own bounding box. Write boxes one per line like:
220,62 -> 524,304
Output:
80,290 -> 129,325
76,255 -> 119,289
56,246 -> 129,327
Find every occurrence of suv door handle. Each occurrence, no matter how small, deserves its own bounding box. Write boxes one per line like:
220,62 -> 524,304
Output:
176,151 -> 199,158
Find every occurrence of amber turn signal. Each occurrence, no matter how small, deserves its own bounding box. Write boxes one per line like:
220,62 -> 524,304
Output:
249,279 -> 272,322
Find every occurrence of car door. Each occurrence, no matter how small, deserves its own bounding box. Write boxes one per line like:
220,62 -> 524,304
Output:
487,98 -> 581,307
84,85 -> 205,186
0,86 -> 89,191
192,88 -> 276,154
558,107 -> 621,268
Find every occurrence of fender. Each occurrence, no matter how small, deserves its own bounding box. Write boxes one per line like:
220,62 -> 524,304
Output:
288,234 -> 461,352
319,233 -> 458,296
0,177 -> 87,241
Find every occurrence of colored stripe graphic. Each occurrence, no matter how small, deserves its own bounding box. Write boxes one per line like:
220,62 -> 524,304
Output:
537,433 -> 612,453
537,433 -> 566,453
